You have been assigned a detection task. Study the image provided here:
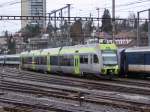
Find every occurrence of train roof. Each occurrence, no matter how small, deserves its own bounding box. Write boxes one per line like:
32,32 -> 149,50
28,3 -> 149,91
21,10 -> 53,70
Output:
0,55 -> 5,58
42,47 -> 61,55
125,47 -> 150,53
21,43 -> 117,56
21,47 -> 61,56
0,54 -> 20,58
5,54 -> 20,58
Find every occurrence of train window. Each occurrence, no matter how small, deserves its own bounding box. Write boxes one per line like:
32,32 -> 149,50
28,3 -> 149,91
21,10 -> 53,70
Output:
14,57 -> 19,61
93,54 -> 99,63
35,57 -> 40,65
50,56 -> 59,65
23,57 -> 32,64
28,57 -> 32,64
23,57 -> 27,64
0,58 -> 4,61
80,55 -> 88,64
145,53 -> 150,64
14,58 -> 19,61
40,56 -> 47,65
60,55 -> 74,66
80,56 -> 84,63
127,53 -> 144,64
70,56 -> 74,66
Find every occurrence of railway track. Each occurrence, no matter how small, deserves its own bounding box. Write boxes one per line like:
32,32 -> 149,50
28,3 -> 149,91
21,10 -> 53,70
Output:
0,67 -> 150,111
1,67 -> 150,95
0,97 -> 67,112
0,77 -> 150,112
4,67 -> 150,87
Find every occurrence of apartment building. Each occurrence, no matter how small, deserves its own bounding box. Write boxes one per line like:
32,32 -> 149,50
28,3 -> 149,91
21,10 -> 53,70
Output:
21,0 -> 46,28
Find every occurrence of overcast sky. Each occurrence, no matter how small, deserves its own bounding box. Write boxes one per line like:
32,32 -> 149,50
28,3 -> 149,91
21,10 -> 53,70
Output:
0,0 -> 150,35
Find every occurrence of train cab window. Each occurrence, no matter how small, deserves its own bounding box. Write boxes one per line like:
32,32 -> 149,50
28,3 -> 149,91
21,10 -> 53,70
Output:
93,54 -> 99,63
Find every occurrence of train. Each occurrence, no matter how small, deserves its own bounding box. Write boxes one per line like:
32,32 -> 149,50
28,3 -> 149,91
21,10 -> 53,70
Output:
0,43 -> 119,79
0,44 -> 150,79
0,54 -> 20,67
1,44 -> 150,79
119,47 -> 150,78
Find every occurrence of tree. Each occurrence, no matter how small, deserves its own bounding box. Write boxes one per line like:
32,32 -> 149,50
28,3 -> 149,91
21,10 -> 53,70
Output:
134,18 -> 137,29
21,24 -> 41,42
26,24 -> 40,36
141,20 -> 148,32
83,20 -> 93,37
4,30 -> 9,38
70,19 -> 83,43
128,12 -> 137,29
47,22 -> 54,33
7,35 -> 16,54
101,9 -> 112,33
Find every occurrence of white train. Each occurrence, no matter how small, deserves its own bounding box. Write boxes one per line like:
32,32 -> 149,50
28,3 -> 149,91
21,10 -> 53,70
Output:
20,44 -> 119,79
0,54 -> 20,67
0,44 -> 119,79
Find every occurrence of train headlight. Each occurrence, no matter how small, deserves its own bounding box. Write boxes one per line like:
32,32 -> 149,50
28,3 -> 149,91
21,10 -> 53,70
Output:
101,69 -> 105,73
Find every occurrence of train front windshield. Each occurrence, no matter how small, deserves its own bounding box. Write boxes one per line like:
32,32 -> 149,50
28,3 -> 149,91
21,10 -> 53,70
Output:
102,51 -> 118,65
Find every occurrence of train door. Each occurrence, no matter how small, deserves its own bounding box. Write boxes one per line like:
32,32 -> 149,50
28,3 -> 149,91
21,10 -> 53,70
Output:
47,53 -> 50,72
32,54 -> 35,70
74,55 -> 80,75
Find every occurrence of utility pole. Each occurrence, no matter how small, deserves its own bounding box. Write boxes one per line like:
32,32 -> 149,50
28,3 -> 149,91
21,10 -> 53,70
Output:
67,4 -> 71,44
137,9 -> 150,46
48,13 -> 51,25
60,9 -> 63,26
67,4 -> 71,24
148,9 -> 150,46
54,11 -> 57,30
137,12 -> 140,46
112,0 -> 115,43
96,8 -> 100,43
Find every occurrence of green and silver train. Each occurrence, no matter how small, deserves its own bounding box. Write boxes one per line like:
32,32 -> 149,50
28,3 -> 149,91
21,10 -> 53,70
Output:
20,43 -> 119,79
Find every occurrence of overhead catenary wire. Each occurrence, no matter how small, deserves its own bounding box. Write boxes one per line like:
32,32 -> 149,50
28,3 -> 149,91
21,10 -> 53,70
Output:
0,0 -> 27,8
116,4 -> 150,13
97,0 -> 150,10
